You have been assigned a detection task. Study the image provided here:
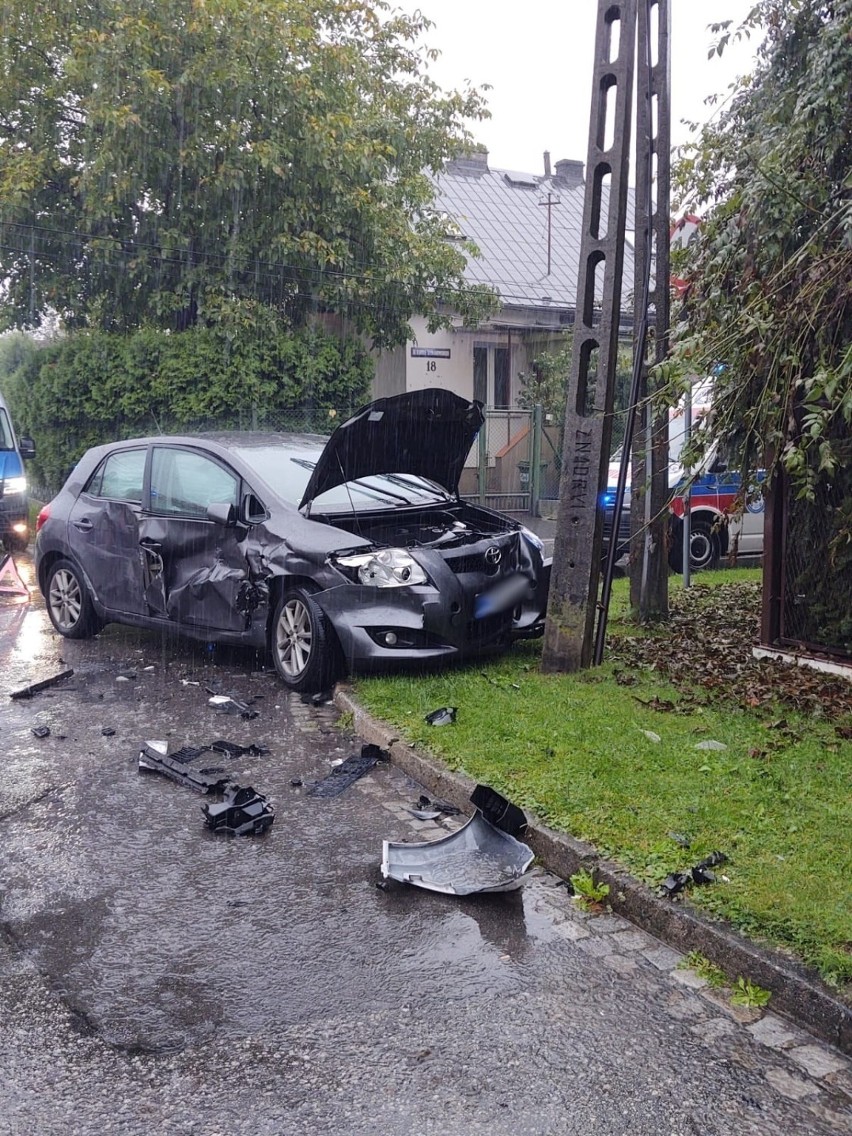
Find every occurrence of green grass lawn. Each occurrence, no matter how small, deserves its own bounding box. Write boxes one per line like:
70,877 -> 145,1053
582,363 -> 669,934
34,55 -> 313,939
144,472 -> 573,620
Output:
354,569 -> 852,993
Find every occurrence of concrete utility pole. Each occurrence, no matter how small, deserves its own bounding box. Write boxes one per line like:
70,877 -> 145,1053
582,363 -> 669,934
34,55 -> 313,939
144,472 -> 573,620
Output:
630,0 -> 671,622
541,0 -> 671,672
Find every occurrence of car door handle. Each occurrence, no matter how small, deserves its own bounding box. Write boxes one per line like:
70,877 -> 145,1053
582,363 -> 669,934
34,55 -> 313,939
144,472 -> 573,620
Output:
72,518 -> 94,533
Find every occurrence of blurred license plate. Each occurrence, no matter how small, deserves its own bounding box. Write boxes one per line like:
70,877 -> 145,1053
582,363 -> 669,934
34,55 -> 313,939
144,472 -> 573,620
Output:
474,574 -> 528,619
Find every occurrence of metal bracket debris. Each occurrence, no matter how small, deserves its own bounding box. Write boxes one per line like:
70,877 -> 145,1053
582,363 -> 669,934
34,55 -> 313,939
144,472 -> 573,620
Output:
10,669 -> 75,700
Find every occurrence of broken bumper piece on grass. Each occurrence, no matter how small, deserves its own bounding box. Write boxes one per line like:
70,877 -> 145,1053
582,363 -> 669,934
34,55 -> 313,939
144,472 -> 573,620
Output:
138,741 -> 274,835
382,783 -> 534,896
660,851 -> 728,898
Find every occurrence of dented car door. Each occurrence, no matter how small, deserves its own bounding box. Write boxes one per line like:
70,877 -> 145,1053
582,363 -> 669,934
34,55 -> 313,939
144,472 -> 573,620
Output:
66,446 -> 149,616
141,446 -> 256,633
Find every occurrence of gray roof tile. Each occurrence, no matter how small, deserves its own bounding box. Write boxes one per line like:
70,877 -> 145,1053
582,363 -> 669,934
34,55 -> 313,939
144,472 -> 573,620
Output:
433,164 -> 636,312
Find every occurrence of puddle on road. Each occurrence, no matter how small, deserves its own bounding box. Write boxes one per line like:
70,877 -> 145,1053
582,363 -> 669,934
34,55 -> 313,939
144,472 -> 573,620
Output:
1,598 -> 563,1053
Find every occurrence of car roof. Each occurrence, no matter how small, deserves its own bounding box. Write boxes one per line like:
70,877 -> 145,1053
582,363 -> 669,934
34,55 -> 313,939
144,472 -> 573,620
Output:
101,431 -> 329,451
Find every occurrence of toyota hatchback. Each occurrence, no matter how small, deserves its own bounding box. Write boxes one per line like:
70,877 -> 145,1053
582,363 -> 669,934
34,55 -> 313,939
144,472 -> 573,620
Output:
35,389 -> 550,691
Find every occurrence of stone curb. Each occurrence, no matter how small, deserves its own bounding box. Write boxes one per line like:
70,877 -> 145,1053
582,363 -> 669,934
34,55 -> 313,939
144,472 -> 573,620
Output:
335,685 -> 852,1059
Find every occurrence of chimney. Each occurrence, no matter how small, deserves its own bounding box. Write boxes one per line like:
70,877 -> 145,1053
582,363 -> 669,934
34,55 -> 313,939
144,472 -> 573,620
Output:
445,145 -> 490,176
553,158 -> 584,186
543,150 -> 552,177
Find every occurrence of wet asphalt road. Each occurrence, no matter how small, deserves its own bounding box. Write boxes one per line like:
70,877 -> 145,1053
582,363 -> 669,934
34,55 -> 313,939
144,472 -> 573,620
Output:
1,554 -> 850,1136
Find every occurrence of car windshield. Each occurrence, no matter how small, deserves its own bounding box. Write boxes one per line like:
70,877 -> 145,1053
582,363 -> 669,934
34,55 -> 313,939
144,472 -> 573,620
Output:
231,443 -> 452,512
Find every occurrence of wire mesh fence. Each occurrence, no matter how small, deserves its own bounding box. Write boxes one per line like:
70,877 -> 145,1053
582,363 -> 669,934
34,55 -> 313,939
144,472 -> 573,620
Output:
780,454 -> 852,656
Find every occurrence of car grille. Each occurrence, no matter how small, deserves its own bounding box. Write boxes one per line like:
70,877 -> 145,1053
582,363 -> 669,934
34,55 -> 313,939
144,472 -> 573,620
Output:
444,535 -> 519,577
466,612 -> 512,643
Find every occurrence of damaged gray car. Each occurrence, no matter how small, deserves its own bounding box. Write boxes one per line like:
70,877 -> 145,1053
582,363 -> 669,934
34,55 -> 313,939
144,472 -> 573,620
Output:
34,389 -> 551,691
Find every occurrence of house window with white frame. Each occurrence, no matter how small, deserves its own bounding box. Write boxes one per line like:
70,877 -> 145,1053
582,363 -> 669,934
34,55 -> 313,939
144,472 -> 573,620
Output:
473,344 -> 512,408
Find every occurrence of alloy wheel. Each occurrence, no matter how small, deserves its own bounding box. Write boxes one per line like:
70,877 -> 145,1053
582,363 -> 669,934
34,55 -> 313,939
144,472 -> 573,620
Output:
49,568 -> 83,632
276,597 -> 313,678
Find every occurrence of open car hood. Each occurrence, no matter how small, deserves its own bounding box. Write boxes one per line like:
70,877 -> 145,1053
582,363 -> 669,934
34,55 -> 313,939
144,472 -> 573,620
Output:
299,388 -> 485,509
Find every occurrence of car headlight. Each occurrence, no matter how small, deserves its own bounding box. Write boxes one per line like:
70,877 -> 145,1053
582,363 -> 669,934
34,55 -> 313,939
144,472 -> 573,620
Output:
332,548 -> 428,587
520,526 -> 544,553
3,476 -> 27,496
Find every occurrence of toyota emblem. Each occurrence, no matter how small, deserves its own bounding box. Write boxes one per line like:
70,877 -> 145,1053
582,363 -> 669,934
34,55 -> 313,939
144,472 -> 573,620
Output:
484,546 -> 502,567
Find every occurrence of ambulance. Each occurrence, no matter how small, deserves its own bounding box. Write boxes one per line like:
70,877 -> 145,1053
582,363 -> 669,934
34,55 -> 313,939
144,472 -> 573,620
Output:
602,380 -> 764,572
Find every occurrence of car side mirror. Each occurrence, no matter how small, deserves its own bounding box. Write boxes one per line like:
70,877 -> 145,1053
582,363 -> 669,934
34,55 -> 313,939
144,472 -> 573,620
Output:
207,501 -> 237,527
19,438 -> 35,460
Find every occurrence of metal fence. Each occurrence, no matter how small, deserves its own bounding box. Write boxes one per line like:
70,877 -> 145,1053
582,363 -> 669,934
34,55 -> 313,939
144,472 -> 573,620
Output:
32,401 -> 568,521
778,460 -> 852,657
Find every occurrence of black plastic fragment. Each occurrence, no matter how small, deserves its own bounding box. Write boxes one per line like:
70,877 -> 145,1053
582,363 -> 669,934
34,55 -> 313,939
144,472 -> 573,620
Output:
202,784 -> 275,836
470,783 -> 528,837
31,725 -> 51,738
307,743 -> 388,798
661,851 -> 728,898
209,739 -> 270,758
169,745 -> 212,764
406,794 -> 462,820
10,669 -> 74,700
300,690 -> 334,705
207,693 -> 259,720
138,742 -> 232,794
425,706 -> 457,726
101,727 -> 116,737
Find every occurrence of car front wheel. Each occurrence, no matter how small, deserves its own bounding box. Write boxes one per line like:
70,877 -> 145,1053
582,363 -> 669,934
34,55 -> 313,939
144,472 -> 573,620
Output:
45,558 -> 102,638
271,586 -> 340,693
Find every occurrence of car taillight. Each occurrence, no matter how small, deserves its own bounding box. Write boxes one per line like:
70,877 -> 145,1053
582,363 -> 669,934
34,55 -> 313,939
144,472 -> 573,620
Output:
36,504 -> 50,533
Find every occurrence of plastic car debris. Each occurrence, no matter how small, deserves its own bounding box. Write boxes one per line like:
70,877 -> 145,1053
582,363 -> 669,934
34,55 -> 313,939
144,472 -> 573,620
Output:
101,727 -> 116,737
209,739 -> 270,758
139,741 -> 274,835
381,811 -> 534,895
300,690 -> 334,705
201,784 -> 275,836
660,851 -> 728,898
406,794 -> 462,820
307,743 -> 388,798
139,741 -> 232,794
10,669 -> 75,700
470,783 -> 528,837
31,725 -> 51,738
425,706 -> 457,726
207,694 -> 259,720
